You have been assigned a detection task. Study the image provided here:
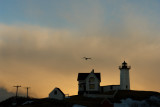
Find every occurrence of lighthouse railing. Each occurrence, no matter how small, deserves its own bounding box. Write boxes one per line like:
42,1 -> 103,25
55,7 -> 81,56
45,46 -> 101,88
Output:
119,66 -> 131,69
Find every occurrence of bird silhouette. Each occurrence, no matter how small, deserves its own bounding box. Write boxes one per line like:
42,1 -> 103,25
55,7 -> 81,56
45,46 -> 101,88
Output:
83,57 -> 92,60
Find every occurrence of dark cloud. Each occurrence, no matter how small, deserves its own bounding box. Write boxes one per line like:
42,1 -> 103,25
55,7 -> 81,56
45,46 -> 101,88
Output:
0,87 -> 15,102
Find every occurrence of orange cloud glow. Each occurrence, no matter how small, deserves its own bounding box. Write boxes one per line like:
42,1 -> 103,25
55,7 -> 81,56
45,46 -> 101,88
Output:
0,21 -> 160,98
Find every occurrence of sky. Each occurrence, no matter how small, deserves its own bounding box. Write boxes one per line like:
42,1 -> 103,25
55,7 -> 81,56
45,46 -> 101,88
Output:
0,0 -> 160,100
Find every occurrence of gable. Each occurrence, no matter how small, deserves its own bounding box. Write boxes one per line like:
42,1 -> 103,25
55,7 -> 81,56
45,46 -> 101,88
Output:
86,72 -> 100,82
49,88 -> 65,96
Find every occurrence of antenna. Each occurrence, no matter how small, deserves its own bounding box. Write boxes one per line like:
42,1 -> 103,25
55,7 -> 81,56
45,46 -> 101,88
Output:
24,87 -> 30,98
13,85 -> 21,98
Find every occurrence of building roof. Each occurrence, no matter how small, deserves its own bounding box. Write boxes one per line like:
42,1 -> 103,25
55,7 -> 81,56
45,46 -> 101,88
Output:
101,85 -> 120,87
50,88 -> 65,96
55,88 -> 65,96
77,73 -> 101,81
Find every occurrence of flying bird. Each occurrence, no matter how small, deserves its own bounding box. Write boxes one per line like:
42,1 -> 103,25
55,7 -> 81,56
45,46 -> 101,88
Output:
83,57 -> 92,60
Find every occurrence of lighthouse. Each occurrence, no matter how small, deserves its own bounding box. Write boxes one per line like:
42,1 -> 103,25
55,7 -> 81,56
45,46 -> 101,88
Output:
119,61 -> 131,90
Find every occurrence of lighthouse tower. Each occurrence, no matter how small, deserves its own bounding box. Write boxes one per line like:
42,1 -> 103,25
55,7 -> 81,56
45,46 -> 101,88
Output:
119,61 -> 131,90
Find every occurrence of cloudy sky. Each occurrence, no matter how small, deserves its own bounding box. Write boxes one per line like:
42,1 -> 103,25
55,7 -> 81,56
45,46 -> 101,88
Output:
0,0 -> 160,100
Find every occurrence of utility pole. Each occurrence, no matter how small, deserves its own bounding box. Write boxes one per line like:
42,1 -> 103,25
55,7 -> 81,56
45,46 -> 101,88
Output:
13,85 -> 21,98
25,87 -> 30,98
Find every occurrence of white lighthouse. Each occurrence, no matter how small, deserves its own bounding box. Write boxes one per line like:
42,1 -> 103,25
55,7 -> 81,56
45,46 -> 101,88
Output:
119,61 -> 131,90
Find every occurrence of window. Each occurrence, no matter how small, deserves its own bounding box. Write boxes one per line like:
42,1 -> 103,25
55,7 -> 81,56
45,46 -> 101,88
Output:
54,90 -> 57,95
89,77 -> 95,82
89,84 -> 95,89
